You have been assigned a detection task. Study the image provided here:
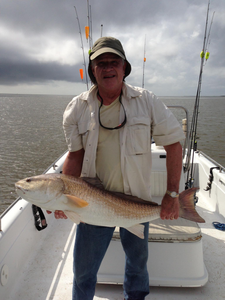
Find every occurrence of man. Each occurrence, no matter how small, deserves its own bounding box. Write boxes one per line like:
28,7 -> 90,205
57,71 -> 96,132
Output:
53,37 -> 184,299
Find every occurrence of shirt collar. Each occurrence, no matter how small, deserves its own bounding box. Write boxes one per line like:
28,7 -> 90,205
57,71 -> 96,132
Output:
122,83 -> 142,99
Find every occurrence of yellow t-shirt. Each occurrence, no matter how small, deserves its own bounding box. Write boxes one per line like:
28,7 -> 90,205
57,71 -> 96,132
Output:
96,96 -> 124,193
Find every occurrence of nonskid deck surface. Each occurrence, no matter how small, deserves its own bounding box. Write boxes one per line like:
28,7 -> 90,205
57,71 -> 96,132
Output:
8,193 -> 225,300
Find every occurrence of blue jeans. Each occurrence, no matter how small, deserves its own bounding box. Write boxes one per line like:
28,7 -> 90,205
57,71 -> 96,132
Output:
72,223 -> 149,300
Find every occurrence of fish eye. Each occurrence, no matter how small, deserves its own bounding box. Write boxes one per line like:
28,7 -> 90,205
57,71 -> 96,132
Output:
26,178 -> 32,183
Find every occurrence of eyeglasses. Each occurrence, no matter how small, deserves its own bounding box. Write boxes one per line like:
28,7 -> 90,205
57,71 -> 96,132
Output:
95,59 -> 124,70
98,92 -> 127,130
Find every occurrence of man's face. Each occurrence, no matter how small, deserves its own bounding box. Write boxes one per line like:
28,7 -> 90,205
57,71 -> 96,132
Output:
91,53 -> 127,93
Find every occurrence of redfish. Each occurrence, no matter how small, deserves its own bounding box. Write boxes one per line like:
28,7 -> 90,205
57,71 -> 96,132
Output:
15,174 -> 205,238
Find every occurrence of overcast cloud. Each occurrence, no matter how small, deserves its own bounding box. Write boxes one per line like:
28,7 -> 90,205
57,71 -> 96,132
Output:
0,0 -> 224,96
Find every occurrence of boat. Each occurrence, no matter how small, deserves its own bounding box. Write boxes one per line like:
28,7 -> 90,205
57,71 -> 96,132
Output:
0,111 -> 225,299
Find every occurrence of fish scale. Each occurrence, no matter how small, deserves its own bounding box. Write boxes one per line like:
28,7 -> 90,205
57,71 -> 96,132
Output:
64,176 -> 161,223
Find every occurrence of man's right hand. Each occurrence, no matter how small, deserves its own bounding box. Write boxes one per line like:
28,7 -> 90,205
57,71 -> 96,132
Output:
46,149 -> 84,221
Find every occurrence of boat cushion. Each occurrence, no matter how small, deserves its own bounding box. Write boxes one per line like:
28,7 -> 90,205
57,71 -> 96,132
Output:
113,218 -> 202,243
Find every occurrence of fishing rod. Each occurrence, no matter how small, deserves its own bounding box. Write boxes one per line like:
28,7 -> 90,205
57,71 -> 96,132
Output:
101,24 -> 103,38
89,3 -> 93,49
74,5 -> 89,90
206,11 -> 215,50
185,0 -> 215,188
204,10 -> 215,66
142,34 -> 147,88
86,0 -> 93,50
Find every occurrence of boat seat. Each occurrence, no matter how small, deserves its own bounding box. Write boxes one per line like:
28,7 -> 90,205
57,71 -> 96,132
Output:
113,218 -> 202,243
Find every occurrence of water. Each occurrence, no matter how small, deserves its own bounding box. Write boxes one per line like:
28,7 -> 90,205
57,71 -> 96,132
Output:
160,96 -> 225,167
0,94 -> 72,214
0,94 -> 224,215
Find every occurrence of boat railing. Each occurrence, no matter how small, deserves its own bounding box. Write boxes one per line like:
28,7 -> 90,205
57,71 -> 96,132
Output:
0,197 -> 21,231
197,150 -> 225,172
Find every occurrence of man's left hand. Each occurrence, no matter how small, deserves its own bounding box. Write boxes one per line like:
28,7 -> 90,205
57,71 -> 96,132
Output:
160,193 -> 180,220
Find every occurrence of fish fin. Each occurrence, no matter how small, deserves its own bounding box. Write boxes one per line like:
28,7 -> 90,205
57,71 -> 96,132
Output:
81,177 -> 105,190
179,187 -> 205,223
113,192 -> 158,206
65,194 -> 89,208
64,210 -> 81,224
126,224 -> 145,239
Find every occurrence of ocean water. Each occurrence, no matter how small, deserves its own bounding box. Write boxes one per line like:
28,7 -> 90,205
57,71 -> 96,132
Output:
0,94 -> 224,215
161,96 -> 225,167
0,94 -> 72,214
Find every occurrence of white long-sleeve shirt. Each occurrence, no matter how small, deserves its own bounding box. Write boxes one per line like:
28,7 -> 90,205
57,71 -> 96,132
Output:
63,83 -> 185,201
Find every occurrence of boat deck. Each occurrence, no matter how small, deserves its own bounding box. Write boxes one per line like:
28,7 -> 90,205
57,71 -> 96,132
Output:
7,191 -> 225,300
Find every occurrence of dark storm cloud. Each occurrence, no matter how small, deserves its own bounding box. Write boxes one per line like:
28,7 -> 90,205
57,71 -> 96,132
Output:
0,33 -> 80,85
0,0 -> 187,37
0,59 -> 79,85
0,0 -> 224,95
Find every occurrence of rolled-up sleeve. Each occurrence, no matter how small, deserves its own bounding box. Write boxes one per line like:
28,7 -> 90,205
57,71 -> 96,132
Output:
63,98 -> 83,152
150,95 -> 185,146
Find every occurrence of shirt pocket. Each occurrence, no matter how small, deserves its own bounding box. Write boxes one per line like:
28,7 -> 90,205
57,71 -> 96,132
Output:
78,121 -> 91,149
126,117 -> 151,155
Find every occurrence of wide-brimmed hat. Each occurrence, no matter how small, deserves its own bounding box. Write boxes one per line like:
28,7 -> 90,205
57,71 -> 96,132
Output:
88,37 -> 132,84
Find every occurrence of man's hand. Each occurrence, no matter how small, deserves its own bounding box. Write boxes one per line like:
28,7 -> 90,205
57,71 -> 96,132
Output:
46,149 -> 85,221
46,210 -> 68,219
160,193 -> 180,220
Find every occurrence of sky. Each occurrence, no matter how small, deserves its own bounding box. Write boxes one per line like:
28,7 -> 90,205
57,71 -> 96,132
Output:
0,0 -> 224,96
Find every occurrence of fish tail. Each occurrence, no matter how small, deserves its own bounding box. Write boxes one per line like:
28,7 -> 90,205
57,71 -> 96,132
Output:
179,187 -> 205,223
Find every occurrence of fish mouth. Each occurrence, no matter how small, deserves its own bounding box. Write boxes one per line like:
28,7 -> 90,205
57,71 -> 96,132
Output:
15,185 -> 28,195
